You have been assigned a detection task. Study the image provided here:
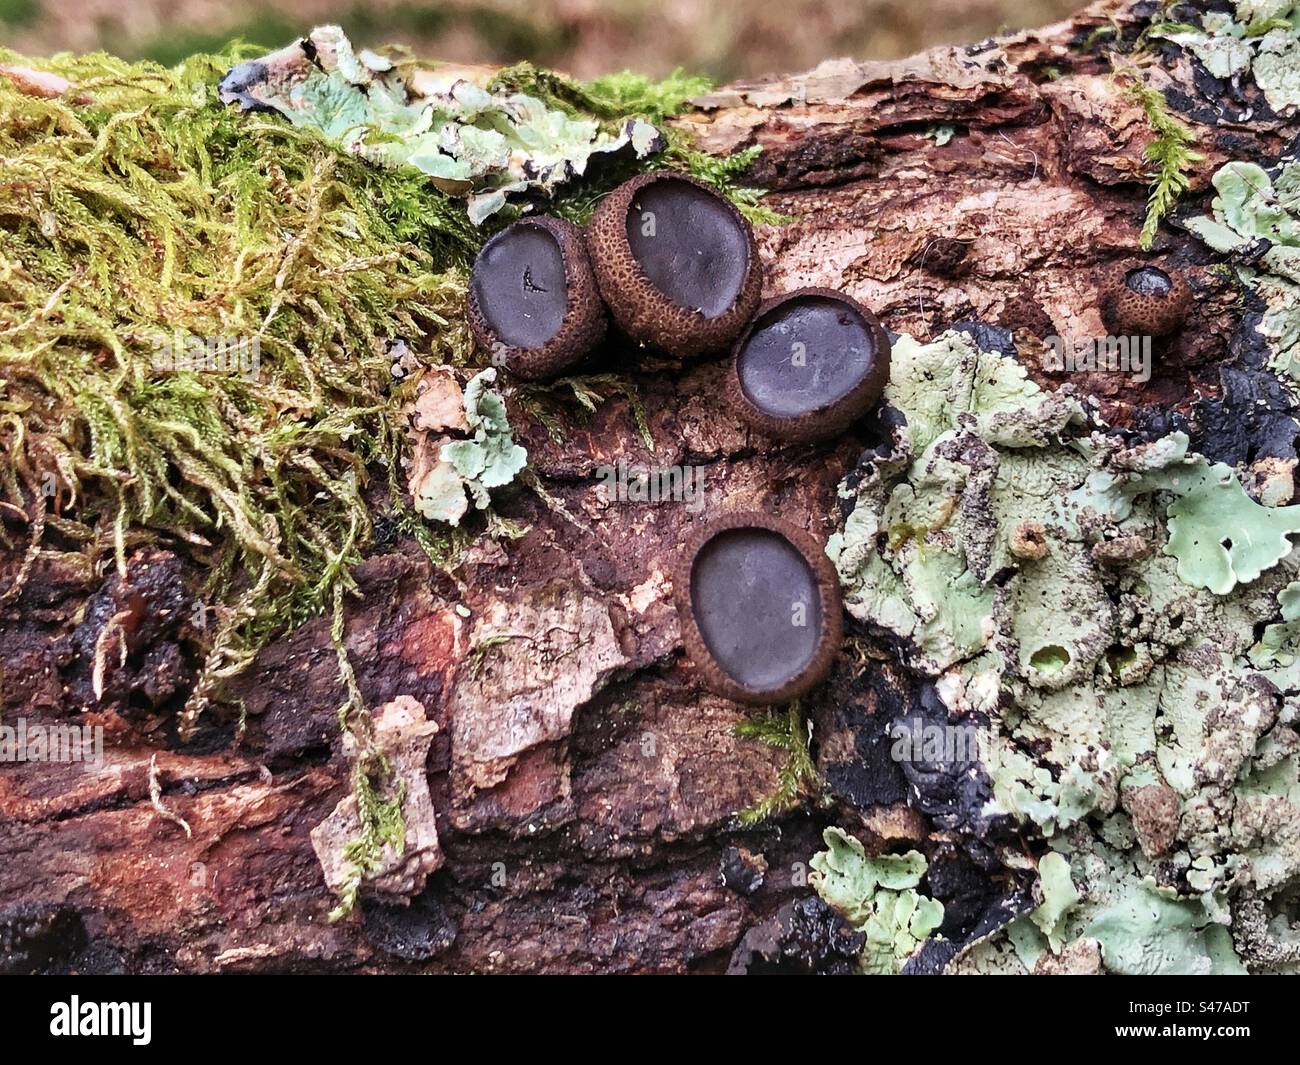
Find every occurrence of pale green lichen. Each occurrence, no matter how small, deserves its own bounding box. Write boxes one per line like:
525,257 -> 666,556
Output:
224,26 -> 664,224
925,123 -> 958,146
413,368 -> 527,526
1068,430 -> 1300,594
827,331 -> 1084,675
832,330 -> 1300,974
1085,880 -> 1248,974
1151,2 -> 1300,113
1028,851 -> 1080,952
1187,159 -> 1300,376
1154,13 -> 1256,80
809,827 -> 945,974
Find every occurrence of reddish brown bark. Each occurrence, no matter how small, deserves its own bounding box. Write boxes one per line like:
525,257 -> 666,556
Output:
2,0 -> 1295,973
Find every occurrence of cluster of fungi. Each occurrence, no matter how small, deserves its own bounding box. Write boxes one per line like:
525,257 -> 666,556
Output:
467,171 -> 1193,706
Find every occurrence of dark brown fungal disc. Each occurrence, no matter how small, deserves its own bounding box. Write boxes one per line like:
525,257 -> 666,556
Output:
585,172 -> 762,357
1098,262 -> 1191,338
675,512 -> 842,704
726,288 -> 891,443
468,216 -> 606,380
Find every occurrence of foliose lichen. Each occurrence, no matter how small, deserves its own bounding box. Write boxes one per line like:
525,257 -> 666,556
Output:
1152,2 -> 1300,113
411,368 -> 527,525
829,329 -> 1300,974
219,26 -> 665,224
809,826 -> 945,974
1187,159 -> 1300,375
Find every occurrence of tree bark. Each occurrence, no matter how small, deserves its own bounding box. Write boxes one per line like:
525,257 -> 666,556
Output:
2,0 -> 1295,974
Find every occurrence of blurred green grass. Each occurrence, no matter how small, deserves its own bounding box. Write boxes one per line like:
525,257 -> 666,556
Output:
3,0 -> 1084,79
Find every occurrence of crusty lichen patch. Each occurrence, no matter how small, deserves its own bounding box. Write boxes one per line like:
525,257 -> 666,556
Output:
829,329 -> 1300,974
1152,3 -> 1300,114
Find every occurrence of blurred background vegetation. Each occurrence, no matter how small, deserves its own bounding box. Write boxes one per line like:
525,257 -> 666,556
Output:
0,0 -> 1083,79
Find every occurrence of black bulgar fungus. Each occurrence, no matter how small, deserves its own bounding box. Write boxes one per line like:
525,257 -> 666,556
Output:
675,511 -> 842,704
953,320 -> 1017,358
585,172 -> 762,357
815,675 -> 910,808
468,216 -> 605,380
1099,261 -> 1190,337
925,848 -> 1003,943
726,288 -> 891,443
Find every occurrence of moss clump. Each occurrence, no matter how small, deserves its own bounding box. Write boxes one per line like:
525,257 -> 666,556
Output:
516,373 -> 655,450
488,62 -> 713,125
734,702 -> 819,825
0,47 -> 480,739
1122,72 -> 1202,250
0,40 -> 734,915
327,757 -> 408,923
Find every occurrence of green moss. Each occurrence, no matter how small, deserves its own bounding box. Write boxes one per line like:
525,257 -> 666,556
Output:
1123,73 -> 1203,251
327,755 -> 408,923
516,373 -> 655,450
0,48 -> 477,736
734,703 -> 819,825
491,62 -> 713,125
0,41 -> 721,721
0,40 -> 741,915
